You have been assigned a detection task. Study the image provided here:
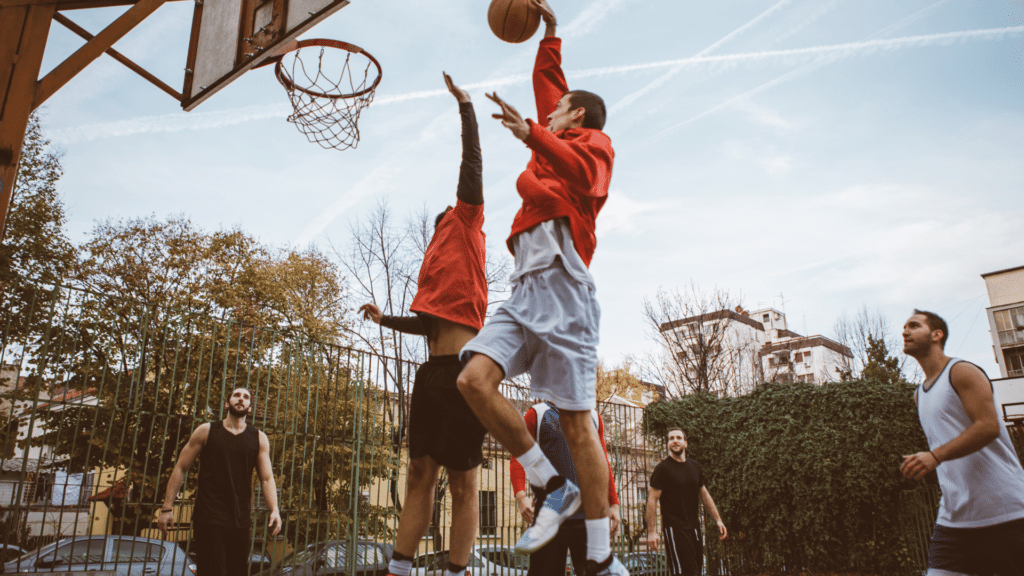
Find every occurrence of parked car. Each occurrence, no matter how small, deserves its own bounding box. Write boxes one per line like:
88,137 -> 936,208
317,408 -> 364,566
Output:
184,547 -> 273,575
620,551 -> 668,576
0,545 -> 29,565
253,539 -> 392,576
411,547 -> 528,576
1,535 -> 196,575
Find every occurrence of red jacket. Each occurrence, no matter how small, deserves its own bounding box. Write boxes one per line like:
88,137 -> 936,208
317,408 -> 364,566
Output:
508,37 -> 614,268
510,406 -> 620,506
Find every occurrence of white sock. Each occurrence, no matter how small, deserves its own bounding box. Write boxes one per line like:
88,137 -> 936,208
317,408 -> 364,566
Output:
585,517 -> 611,562
445,569 -> 466,576
389,557 -> 412,576
515,443 -> 558,488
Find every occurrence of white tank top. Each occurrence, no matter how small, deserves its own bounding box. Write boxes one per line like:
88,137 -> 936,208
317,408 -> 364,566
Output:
916,358 -> 1024,528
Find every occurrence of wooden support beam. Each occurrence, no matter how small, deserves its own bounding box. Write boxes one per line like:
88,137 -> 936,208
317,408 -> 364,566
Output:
0,2 -> 54,241
1,0 -> 186,9
33,0 -> 166,108
53,11 -> 182,102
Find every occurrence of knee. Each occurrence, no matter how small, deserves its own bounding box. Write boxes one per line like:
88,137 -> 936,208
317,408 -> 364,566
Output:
558,410 -> 593,442
456,359 -> 499,400
447,471 -> 478,503
406,458 -> 437,488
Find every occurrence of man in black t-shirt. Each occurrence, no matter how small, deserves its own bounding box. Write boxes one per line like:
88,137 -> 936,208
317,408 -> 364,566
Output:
645,428 -> 726,576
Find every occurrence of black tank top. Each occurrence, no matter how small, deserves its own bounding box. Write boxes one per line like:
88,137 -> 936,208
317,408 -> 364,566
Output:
192,421 -> 260,528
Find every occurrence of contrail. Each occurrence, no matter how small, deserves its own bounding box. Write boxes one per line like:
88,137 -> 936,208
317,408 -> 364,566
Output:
629,0 -> 959,149
610,0 -> 795,114
51,26 -> 1024,145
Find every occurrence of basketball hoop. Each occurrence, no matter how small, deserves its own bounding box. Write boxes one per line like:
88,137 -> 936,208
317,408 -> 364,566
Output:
273,39 -> 382,150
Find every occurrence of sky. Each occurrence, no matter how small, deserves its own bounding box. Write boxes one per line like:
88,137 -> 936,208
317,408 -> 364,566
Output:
32,0 -> 1024,379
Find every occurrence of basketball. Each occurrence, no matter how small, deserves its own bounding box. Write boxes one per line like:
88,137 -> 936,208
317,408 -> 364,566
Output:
488,0 -> 542,44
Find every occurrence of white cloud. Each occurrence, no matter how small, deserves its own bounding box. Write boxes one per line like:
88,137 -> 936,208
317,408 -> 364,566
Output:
596,190 -> 659,238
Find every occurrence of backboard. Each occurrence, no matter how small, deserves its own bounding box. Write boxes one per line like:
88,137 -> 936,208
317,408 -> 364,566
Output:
182,0 -> 351,111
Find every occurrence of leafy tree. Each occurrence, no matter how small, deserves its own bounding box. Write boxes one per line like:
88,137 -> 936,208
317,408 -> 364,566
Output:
0,111 -> 76,284
861,335 -> 908,386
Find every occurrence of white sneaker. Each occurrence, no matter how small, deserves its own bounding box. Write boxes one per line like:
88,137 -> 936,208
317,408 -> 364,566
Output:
513,477 -> 581,553
588,555 -> 629,576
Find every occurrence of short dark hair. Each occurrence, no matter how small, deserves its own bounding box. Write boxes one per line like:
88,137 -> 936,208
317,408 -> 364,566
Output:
913,309 -> 949,348
434,207 -> 452,228
565,90 -> 607,130
667,427 -> 686,440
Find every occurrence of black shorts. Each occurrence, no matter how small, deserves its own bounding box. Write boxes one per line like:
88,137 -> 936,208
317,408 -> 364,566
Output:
409,355 -> 486,471
928,517 -> 1024,576
526,519 -> 587,576
193,522 -> 250,576
663,523 -> 702,576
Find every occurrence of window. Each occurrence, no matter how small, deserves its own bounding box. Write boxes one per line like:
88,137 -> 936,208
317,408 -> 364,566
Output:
112,540 -> 163,562
763,314 -> 770,323
637,487 -> 647,503
51,538 -> 105,564
480,458 -> 493,470
479,490 -> 498,536
1006,349 -> 1024,377
994,306 -> 1024,346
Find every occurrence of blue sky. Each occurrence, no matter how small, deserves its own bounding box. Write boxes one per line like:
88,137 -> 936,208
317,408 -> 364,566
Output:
35,0 -> 1024,377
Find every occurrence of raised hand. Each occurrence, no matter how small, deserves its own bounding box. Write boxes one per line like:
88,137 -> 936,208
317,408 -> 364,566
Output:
358,303 -> 383,324
444,71 -> 470,104
531,0 -> 556,27
486,92 -> 529,141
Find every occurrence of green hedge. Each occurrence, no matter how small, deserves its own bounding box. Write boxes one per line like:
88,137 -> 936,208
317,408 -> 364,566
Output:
643,380 -> 932,575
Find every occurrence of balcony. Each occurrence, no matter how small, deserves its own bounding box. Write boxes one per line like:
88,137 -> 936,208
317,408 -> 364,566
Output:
998,329 -> 1024,347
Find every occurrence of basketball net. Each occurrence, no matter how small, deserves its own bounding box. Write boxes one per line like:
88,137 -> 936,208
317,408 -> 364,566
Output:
274,40 -> 382,151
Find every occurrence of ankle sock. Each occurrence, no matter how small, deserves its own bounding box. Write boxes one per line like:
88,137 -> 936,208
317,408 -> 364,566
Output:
445,562 -> 467,576
389,551 -> 413,576
515,443 -> 558,488
585,517 -> 611,562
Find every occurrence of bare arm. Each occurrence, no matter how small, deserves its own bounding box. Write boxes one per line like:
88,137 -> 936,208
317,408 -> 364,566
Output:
157,424 -> 209,534
359,304 -> 427,335
901,362 -> 1002,480
699,486 -> 727,540
645,485 -> 662,551
257,431 -> 282,536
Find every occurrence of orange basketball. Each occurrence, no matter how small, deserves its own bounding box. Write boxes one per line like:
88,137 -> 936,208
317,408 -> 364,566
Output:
488,0 -> 542,44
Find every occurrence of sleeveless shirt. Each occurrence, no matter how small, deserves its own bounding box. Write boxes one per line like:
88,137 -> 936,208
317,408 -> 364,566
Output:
192,420 -> 261,528
916,358 -> 1024,528
533,402 -> 600,521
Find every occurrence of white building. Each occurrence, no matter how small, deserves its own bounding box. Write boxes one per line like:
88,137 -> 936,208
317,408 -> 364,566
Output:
981,266 -> 1024,430
659,305 -> 852,394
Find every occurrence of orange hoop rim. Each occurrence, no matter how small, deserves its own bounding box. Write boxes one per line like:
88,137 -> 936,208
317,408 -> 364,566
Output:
274,39 -> 382,100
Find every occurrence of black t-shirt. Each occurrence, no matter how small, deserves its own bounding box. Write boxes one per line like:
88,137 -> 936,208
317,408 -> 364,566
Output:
650,456 -> 705,529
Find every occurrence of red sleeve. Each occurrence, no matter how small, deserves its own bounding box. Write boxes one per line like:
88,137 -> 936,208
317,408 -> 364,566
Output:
525,124 -> 613,198
598,412 -> 618,502
597,415 -> 619,506
533,37 -> 567,127
510,408 -> 539,495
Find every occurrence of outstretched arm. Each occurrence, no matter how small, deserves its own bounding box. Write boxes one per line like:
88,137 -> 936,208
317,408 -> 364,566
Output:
359,304 -> 427,335
445,73 -> 483,206
533,0 -> 557,39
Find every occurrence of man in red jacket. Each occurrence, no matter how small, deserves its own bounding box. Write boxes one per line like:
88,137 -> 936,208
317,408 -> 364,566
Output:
457,2 -> 624,575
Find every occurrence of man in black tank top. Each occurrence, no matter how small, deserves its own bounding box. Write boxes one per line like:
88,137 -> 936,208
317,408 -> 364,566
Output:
158,387 -> 282,576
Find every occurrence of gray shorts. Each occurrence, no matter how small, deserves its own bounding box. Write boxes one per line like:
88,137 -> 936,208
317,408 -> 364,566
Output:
460,263 -> 600,411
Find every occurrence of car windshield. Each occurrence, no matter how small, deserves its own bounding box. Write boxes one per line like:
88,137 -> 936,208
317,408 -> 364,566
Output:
278,544 -> 323,567
413,550 -> 449,570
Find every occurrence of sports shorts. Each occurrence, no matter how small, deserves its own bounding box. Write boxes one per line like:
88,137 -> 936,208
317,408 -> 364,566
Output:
193,522 -> 249,576
663,523 -> 702,576
409,354 -> 487,471
927,517 -> 1024,576
460,263 -> 600,411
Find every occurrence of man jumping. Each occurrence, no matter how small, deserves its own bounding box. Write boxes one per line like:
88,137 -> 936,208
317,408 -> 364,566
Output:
456,1 -> 624,574
358,73 -> 488,576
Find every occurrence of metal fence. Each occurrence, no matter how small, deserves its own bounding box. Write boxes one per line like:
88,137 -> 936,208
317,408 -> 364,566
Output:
0,276 -> 665,575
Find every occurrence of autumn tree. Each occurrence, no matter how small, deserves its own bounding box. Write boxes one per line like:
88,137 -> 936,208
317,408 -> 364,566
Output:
24,215 -> 386,539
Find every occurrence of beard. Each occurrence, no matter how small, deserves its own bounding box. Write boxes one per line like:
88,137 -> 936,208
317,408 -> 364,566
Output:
669,446 -> 684,456
227,404 -> 249,418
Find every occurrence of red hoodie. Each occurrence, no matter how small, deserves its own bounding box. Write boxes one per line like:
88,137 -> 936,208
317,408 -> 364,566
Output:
508,37 -> 614,268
